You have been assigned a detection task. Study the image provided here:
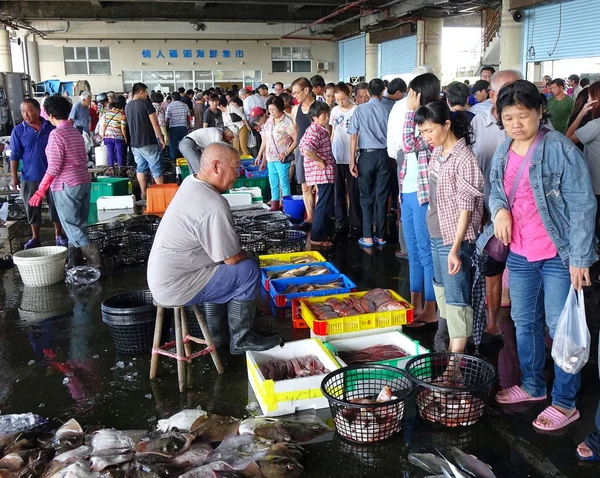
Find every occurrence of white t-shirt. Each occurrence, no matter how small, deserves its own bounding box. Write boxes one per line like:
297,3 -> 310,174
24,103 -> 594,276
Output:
185,127 -> 223,149
392,98 -> 419,194
329,105 -> 356,165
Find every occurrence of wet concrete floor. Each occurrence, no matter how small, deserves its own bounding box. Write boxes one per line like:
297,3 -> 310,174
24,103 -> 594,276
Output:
1,228 -> 599,477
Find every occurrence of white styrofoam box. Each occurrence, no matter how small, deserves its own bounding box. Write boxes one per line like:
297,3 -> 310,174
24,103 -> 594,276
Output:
97,194 -> 136,210
223,193 -> 252,207
310,323 -> 405,343
98,208 -> 135,222
326,331 -> 429,369
246,338 -> 341,417
230,187 -> 262,199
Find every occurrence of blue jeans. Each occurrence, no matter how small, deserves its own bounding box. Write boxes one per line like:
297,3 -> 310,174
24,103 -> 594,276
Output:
431,237 -> 474,338
401,192 -> 435,302
585,400 -> 600,456
507,251 -> 580,409
168,126 -> 188,161
185,259 -> 260,305
132,144 -> 163,178
51,182 -> 91,247
267,161 -> 291,201
312,183 -> 334,242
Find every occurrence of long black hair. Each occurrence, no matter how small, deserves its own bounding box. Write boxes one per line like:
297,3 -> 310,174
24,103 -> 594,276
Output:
409,73 -> 441,106
414,100 -> 474,147
496,79 -> 551,130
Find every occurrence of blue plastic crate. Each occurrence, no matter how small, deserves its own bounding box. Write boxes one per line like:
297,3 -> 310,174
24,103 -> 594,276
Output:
244,165 -> 269,179
261,261 -> 341,292
241,159 -> 255,168
269,274 -> 357,308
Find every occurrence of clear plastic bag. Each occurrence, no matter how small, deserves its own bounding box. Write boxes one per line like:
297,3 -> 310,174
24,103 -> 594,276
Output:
551,287 -> 590,374
0,201 -> 8,224
66,266 -> 101,286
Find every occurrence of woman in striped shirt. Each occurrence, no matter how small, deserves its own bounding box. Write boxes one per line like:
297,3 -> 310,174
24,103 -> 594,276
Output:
28,95 -> 101,270
100,97 -> 127,175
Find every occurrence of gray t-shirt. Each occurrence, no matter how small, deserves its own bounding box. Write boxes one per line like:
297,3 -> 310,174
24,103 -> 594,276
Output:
576,118 -> 600,195
147,176 -> 241,305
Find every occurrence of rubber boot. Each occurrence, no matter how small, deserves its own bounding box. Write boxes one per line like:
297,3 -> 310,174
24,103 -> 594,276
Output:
228,299 -> 282,355
66,245 -> 82,270
270,200 -> 280,212
81,244 -> 103,271
204,302 -> 229,348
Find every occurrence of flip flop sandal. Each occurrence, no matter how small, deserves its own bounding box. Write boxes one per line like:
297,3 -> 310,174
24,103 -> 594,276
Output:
532,406 -> 580,432
310,240 -> 333,249
358,238 -> 374,248
404,320 -> 438,333
374,236 -> 387,246
576,445 -> 600,461
495,385 -> 547,404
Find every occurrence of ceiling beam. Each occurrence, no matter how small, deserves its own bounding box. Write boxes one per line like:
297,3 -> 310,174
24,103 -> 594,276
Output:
11,0 -> 345,3
0,1 -> 351,22
288,4 -> 305,12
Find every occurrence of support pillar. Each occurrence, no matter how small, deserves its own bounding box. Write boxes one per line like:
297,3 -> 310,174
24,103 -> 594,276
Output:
416,19 -> 443,77
0,29 -> 12,72
499,0 -> 523,72
365,33 -> 378,81
27,39 -> 40,83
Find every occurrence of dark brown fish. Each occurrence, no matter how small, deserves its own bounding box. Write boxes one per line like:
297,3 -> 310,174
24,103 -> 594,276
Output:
190,416 -> 240,444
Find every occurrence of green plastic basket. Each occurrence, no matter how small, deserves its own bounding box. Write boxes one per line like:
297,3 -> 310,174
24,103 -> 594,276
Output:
90,177 -> 130,203
233,177 -> 270,202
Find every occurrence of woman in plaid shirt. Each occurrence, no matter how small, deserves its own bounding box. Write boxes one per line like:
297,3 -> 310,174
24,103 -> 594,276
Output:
404,92 -> 483,354
299,101 -> 336,248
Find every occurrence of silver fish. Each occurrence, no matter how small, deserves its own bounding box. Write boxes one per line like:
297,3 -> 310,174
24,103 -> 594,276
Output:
408,453 -> 452,475
51,460 -> 100,478
208,433 -> 273,469
55,419 -> 84,439
157,410 -> 208,433
179,461 -> 233,478
135,433 -> 194,458
451,447 -> 497,478
89,452 -> 134,472
171,441 -> 214,468
54,445 -> 93,464
0,453 -> 25,470
91,429 -> 137,454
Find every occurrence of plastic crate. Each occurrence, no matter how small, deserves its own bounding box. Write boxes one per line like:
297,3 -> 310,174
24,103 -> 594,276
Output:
87,203 -> 98,225
269,274 -> 357,308
90,177 -> 130,203
261,261 -> 340,292
299,290 -> 414,337
259,251 -> 326,267
145,184 -> 179,216
233,177 -> 270,202
244,165 -> 269,179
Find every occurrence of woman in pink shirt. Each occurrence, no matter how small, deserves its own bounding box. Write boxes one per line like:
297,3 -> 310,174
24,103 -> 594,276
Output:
28,95 -> 101,269
490,80 -> 597,432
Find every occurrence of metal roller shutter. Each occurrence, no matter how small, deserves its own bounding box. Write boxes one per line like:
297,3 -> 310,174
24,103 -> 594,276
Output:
379,35 -> 417,77
523,0 -> 600,62
338,35 -> 366,80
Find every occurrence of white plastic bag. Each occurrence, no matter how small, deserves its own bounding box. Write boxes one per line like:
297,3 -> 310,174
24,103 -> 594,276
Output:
0,202 -> 8,224
551,287 -> 590,374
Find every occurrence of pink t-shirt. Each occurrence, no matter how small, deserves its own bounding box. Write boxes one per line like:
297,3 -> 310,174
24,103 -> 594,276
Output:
504,148 -> 556,261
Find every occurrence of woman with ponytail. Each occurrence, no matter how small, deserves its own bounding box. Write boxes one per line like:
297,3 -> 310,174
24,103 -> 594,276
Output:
403,91 -> 483,353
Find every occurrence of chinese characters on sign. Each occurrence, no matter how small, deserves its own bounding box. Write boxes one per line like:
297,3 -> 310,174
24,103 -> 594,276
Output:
141,49 -> 244,59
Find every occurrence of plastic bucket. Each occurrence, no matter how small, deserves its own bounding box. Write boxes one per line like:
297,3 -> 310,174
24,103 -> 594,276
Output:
95,145 -> 108,166
282,195 -> 305,222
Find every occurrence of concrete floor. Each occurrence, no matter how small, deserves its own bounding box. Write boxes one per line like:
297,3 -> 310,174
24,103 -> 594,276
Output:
1,224 -> 599,477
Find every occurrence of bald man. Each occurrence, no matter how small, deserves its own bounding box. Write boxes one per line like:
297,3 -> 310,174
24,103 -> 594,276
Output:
147,143 -> 281,355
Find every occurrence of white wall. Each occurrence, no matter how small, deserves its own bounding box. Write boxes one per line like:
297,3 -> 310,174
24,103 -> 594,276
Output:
34,21 -> 337,92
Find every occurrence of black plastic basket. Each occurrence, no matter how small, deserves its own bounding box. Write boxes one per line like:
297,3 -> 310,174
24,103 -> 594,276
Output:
101,290 -> 165,354
252,212 -> 290,223
124,223 -> 159,236
88,230 -> 108,249
264,229 -> 307,254
103,232 -> 152,269
233,216 -> 253,227
238,233 -> 266,253
321,364 -> 413,443
1,195 -> 26,220
244,221 -> 290,235
87,222 -> 125,239
405,353 -> 496,428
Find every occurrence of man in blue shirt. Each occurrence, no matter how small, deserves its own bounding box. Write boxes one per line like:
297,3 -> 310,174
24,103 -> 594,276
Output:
10,98 -> 66,249
69,91 -> 92,133
348,78 -> 391,248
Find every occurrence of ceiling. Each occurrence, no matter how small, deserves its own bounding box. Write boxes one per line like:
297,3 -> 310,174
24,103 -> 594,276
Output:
0,0 -> 497,23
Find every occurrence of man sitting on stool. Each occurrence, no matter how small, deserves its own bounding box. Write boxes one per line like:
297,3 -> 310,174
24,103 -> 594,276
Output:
178,126 -> 237,175
147,142 -> 281,354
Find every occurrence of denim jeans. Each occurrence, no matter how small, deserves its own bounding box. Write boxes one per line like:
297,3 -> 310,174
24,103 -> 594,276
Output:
185,259 -> 260,305
585,401 -> 600,456
267,161 -> 291,201
104,138 -> 126,167
312,183 -> 334,242
51,182 -> 91,247
507,251 -> 580,409
132,144 -> 163,178
357,149 -> 390,239
168,126 -> 188,161
401,192 -> 435,302
430,237 -> 474,338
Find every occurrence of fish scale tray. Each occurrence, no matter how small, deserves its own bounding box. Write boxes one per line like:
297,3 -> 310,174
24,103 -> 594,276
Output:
261,261 -> 341,292
297,290 -> 414,336
269,274 -> 357,308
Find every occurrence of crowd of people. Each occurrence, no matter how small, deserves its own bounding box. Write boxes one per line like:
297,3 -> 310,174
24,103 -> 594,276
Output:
13,66 -> 600,458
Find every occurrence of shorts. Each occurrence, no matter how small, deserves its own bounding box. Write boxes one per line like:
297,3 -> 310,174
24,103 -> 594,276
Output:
484,255 -> 506,277
294,150 -> 306,184
131,144 -> 163,178
21,180 -> 59,225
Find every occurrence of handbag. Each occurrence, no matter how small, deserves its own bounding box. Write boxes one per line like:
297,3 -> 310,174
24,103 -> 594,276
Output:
485,127 -> 549,261
270,121 -> 295,163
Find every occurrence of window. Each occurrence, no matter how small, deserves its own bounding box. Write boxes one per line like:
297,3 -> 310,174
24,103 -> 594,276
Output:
121,70 -> 260,92
64,46 -> 111,75
272,46 -> 312,73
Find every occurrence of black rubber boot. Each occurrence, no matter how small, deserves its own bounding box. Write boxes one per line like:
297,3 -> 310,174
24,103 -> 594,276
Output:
66,246 -> 82,270
81,244 -> 103,270
228,300 -> 282,355
204,302 -> 229,348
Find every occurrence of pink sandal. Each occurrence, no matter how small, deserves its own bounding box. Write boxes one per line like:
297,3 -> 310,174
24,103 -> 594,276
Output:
495,385 -> 547,404
533,406 -> 580,431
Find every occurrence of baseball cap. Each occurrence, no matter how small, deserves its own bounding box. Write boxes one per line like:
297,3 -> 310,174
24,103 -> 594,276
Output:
248,106 -> 266,127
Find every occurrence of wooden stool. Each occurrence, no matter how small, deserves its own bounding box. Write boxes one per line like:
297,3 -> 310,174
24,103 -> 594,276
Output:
150,304 -> 224,392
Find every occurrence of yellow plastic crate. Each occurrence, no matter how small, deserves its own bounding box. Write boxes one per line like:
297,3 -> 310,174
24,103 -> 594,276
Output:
176,158 -> 187,167
259,251 -> 326,267
299,290 -> 414,336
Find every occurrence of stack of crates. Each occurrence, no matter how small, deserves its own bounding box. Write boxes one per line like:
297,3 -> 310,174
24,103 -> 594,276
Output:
88,177 -> 130,225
